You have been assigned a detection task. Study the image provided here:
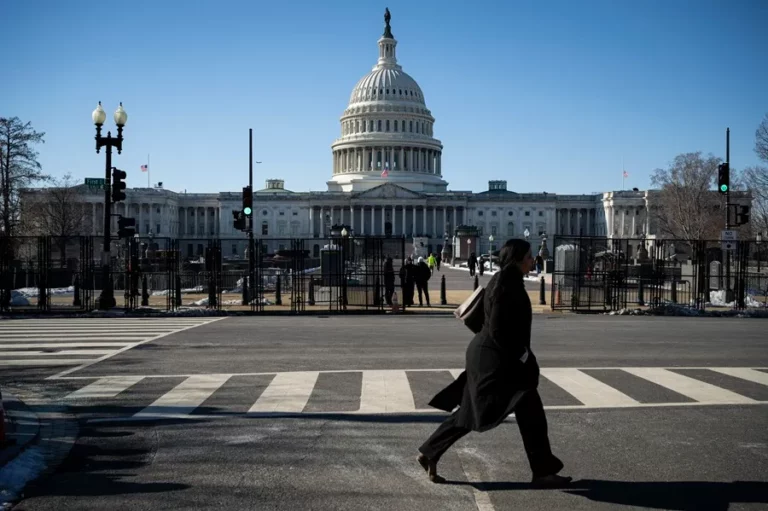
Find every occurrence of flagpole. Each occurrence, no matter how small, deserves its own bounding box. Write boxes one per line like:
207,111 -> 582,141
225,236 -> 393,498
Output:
147,154 -> 150,188
622,157 -> 625,190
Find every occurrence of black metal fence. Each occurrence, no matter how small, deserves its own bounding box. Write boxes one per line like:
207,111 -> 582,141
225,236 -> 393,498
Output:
0,235 -> 406,314
550,236 -> 768,312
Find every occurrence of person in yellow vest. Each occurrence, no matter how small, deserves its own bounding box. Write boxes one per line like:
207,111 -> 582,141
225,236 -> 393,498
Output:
427,253 -> 437,275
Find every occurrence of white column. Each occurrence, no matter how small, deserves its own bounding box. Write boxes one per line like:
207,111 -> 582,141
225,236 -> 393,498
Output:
399,147 -> 404,171
402,206 -> 406,235
432,207 -> 437,237
621,209 -> 626,237
631,210 -> 636,236
411,206 -> 416,235
380,206 -> 385,235
408,148 -> 413,171
422,207 -> 427,236
350,206 -> 355,233
309,207 -> 314,236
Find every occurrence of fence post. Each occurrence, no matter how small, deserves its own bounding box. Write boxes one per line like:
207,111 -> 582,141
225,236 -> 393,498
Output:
373,276 -> 381,306
141,274 -> 149,307
671,277 -> 677,304
539,276 -> 546,305
440,274 -> 447,305
242,275 -> 249,306
638,277 -> 645,306
308,278 -> 315,306
275,274 -> 282,306
73,275 -> 81,307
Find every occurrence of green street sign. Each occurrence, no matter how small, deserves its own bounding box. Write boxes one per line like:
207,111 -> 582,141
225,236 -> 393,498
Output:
85,177 -> 106,189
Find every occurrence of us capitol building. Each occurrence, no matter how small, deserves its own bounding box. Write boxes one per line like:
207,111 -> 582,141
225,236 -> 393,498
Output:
35,11 -> 675,260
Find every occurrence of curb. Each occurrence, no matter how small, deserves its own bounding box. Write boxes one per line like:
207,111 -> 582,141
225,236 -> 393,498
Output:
0,393 -> 41,468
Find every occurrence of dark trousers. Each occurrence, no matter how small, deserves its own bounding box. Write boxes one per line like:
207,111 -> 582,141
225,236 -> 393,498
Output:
418,389 -> 563,479
416,282 -> 430,305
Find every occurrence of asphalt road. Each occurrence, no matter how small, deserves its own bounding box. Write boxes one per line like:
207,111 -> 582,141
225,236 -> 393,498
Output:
3,315 -> 768,511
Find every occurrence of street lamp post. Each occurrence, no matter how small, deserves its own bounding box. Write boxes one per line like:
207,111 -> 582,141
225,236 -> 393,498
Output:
488,234 -> 494,271
92,101 -> 127,309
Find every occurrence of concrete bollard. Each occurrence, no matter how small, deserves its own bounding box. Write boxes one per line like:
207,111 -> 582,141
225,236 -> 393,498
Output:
473,275 -> 479,290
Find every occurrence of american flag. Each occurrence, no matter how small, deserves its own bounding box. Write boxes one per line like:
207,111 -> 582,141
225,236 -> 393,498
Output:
141,164 -> 148,172
622,170 -> 629,178
381,162 -> 389,178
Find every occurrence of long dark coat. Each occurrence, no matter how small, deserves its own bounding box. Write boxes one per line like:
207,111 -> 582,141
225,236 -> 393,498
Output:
428,264 -> 539,432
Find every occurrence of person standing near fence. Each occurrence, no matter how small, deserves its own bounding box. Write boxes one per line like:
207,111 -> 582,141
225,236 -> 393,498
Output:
416,238 -> 571,488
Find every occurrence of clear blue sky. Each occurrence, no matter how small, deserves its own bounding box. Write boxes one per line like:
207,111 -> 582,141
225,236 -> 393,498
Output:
3,0 -> 766,195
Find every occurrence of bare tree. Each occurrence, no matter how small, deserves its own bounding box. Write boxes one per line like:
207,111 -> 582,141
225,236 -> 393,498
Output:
756,113 -> 768,163
0,117 -> 49,236
650,152 -> 731,242
23,174 -> 90,266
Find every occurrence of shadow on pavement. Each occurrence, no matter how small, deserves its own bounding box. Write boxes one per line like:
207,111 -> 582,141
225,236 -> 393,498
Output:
446,479 -> 768,510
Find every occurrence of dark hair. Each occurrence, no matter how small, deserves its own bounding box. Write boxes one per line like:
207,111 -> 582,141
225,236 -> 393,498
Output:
498,239 -> 531,268
491,239 -> 531,299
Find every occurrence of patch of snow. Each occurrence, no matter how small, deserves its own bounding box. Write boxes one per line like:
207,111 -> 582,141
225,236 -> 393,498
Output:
14,286 -> 74,297
151,286 -> 205,296
0,446 -> 46,507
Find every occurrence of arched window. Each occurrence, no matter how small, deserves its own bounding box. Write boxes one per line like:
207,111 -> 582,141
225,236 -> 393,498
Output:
507,222 -> 515,236
386,120 -> 390,132
261,221 -> 268,236
377,120 -> 382,131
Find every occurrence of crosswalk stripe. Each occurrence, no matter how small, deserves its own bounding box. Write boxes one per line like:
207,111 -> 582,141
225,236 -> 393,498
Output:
541,368 -> 640,407
623,368 -> 757,404
0,350 -> 115,356
710,368 -> 768,386
0,343 -> 130,348
0,337 -> 150,342
248,372 -> 319,413
65,376 -> 145,399
0,359 -> 93,366
358,370 -> 415,413
449,369 -> 463,379
134,374 -> 232,418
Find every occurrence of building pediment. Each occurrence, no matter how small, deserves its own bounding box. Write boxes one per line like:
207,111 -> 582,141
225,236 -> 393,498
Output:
352,183 -> 425,200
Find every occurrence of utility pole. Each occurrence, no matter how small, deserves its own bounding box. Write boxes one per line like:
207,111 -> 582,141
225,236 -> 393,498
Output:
725,128 -> 732,302
248,129 -> 255,307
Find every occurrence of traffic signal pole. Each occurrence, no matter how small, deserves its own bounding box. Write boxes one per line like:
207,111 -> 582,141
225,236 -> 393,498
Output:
725,128 -> 732,302
100,144 -> 114,309
248,129 -> 255,306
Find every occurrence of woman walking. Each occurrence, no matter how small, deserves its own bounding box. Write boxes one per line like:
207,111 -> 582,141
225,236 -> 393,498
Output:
417,238 -> 571,488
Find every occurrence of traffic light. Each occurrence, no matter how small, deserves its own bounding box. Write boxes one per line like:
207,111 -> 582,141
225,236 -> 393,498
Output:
117,216 -> 136,238
112,167 -> 127,202
242,186 -> 253,216
717,163 -> 729,194
232,210 -> 246,231
736,205 -> 750,225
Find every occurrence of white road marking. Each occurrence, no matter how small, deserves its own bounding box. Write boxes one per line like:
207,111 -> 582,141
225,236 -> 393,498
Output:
358,370 -> 415,413
449,369 -> 463,379
457,448 -> 497,511
623,368 -> 756,404
0,350 -> 115,356
48,318 -> 226,379
248,372 -> 319,413
0,359 -> 93,367
0,343 -> 130,349
542,368 -> 640,407
710,367 -> 768,386
133,374 -> 231,418
65,376 -> 145,399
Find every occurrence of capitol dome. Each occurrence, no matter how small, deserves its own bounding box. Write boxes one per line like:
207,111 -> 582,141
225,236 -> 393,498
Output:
328,9 -> 447,193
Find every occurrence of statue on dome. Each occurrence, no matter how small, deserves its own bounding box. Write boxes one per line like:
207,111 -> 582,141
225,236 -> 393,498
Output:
383,8 -> 393,38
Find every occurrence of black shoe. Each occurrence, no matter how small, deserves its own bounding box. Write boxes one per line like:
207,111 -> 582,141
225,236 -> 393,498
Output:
417,454 -> 446,484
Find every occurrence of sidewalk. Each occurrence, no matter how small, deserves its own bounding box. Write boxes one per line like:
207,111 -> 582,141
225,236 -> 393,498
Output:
0,390 -> 78,508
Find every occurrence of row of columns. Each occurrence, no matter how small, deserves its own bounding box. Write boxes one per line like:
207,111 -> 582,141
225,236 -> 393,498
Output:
86,202 -> 178,237
311,205 -> 463,237
333,146 -> 441,175
557,208 -> 596,236
607,207 -> 649,238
